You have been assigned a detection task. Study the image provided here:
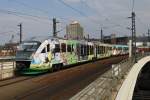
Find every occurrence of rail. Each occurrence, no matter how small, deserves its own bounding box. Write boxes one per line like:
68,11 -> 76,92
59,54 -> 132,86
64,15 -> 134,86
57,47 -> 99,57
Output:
0,57 -> 15,80
71,53 -> 150,100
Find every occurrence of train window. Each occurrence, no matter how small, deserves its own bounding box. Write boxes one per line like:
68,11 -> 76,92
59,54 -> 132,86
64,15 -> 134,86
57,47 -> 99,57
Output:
67,45 -> 71,52
41,48 -> 46,53
61,43 -> 66,52
102,46 -> 104,53
47,44 -> 50,52
72,44 -> 74,52
87,45 -> 89,55
98,46 -> 100,54
91,46 -> 94,54
83,45 -> 85,55
81,45 -> 83,56
89,46 -> 91,55
90,46 -> 93,55
54,44 -> 60,53
96,46 -> 98,54
76,44 -> 80,55
81,45 -> 85,56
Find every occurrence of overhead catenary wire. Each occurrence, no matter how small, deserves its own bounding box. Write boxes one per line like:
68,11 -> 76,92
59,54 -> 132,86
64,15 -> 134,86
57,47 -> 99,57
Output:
57,0 -> 102,25
9,0 -> 77,27
0,9 -> 50,21
80,0 -> 127,30
136,16 -> 148,30
8,0 -> 50,15
0,8 -> 54,25
0,30 -> 16,35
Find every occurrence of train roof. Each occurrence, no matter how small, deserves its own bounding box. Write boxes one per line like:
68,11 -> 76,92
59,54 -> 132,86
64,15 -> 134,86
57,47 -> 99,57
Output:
24,36 -> 92,43
113,44 -> 128,48
24,36 -> 66,43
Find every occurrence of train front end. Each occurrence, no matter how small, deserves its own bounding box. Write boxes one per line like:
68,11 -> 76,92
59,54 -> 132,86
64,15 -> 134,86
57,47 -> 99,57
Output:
15,41 -> 41,75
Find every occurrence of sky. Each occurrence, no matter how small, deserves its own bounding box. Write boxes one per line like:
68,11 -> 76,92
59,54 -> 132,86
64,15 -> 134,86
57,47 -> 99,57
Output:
0,0 -> 150,44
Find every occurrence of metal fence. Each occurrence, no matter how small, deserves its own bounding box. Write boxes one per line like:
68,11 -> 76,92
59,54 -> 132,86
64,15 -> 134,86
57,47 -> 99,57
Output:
0,57 -> 15,80
71,53 -> 150,100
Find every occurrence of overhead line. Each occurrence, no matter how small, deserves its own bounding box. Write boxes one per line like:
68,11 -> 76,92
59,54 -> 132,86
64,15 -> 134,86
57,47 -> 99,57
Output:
0,9 -> 51,21
57,0 -> 100,25
0,31 -> 15,35
57,0 -> 86,16
80,0 -> 126,29
9,0 -> 49,15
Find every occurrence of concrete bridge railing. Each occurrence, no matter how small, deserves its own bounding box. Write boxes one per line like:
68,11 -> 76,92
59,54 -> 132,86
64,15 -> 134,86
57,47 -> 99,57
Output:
0,57 -> 15,80
71,53 -> 150,100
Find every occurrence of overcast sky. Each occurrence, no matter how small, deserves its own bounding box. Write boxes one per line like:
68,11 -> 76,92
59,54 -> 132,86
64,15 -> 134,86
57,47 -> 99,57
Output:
0,0 -> 149,44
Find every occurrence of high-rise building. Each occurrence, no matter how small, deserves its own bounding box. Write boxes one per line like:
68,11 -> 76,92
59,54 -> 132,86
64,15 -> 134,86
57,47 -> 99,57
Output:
66,21 -> 83,40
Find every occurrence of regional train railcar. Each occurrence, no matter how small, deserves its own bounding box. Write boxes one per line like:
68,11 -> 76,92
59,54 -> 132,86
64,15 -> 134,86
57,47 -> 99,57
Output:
137,46 -> 150,53
112,45 -> 129,56
100,43 -> 112,58
15,37 -> 96,74
93,42 -> 112,59
77,40 -> 95,62
16,37 -> 129,75
16,37 -> 58,74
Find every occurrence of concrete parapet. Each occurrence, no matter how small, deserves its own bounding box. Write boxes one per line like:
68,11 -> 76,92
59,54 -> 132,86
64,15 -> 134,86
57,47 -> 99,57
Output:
71,55 -> 150,100
116,56 -> 150,100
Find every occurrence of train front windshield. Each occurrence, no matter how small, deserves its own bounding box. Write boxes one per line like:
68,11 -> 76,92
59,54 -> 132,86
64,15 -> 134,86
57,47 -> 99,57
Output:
16,41 -> 41,60
18,42 -> 40,52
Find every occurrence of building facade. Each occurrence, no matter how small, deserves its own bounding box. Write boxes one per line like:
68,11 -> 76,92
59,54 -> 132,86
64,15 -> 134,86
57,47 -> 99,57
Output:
66,21 -> 83,40
0,43 -> 18,56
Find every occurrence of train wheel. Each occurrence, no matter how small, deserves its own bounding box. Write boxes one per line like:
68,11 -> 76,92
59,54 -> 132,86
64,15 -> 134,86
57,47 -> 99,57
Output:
60,63 -> 63,69
50,67 -> 54,72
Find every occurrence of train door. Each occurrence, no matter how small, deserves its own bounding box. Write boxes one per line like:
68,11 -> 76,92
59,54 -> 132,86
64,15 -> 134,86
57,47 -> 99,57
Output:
38,46 -> 47,63
53,43 -> 61,64
76,43 -> 81,62
60,42 -> 67,65
94,44 -> 97,58
71,42 -> 78,64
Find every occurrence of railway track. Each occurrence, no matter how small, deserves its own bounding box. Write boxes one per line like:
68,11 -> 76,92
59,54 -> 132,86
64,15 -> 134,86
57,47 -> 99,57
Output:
0,55 -> 127,100
0,76 -> 35,87
0,55 -> 119,87
17,55 -> 127,100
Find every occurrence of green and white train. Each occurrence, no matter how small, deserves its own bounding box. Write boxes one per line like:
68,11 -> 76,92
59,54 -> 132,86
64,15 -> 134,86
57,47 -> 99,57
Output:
15,37 -> 128,75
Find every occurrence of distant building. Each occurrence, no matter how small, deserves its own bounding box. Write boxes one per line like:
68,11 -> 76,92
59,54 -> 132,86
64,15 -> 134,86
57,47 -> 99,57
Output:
66,21 -> 84,40
0,43 -> 18,56
103,35 -> 129,45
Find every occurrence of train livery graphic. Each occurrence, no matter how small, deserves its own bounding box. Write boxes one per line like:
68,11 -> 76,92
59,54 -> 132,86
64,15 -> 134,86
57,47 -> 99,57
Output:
15,37 -> 129,75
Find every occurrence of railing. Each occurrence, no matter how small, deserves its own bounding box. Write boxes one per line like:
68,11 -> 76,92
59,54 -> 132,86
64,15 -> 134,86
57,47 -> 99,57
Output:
71,53 -> 150,100
0,57 -> 15,80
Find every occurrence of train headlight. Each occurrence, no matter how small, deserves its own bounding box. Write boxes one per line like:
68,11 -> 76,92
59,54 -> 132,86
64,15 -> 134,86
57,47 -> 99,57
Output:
17,46 -> 23,51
